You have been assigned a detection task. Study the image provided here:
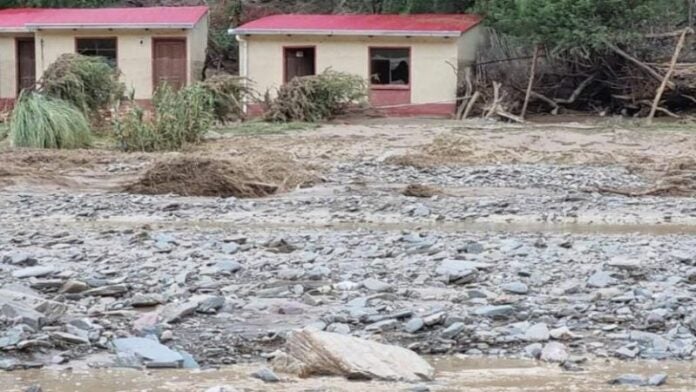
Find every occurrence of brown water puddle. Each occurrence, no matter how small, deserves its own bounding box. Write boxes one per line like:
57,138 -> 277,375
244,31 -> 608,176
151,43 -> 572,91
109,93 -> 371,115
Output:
5,357 -> 696,391
40,214 -> 696,236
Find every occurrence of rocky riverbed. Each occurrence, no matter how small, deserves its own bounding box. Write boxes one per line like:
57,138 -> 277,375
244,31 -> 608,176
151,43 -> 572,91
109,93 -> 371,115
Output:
2,120 -> 696,389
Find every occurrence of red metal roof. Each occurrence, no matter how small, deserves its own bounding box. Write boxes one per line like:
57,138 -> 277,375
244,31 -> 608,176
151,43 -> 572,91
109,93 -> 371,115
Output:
233,14 -> 482,37
0,6 -> 208,30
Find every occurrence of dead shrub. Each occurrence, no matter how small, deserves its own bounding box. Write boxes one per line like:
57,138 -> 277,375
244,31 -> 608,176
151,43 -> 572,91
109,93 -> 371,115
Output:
402,184 -> 442,198
124,154 -> 318,198
264,70 -> 366,122
198,74 -> 253,123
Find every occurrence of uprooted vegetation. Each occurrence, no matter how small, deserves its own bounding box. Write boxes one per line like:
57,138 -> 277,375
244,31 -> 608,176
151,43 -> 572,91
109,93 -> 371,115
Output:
9,92 -> 92,149
114,84 -> 215,152
264,70 -> 367,122
39,53 -> 125,118
598,157 -> 696,197
124,153 -> 319,198
198,74 -> 253,123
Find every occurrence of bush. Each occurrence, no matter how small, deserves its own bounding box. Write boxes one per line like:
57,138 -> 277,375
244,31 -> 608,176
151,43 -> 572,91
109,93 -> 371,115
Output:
40,53 -> 125,116
198,74 -> 253,123
10,92 -> 91,149
264,70 -> 366,122
115,84 -> 215,152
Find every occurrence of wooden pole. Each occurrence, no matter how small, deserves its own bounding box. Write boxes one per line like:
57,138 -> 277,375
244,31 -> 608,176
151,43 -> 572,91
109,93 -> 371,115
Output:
520,45 -> 539,119
647,28 -> 691,125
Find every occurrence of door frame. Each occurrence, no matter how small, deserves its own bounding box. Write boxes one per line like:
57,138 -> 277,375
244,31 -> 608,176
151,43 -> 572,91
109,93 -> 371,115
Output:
151,37 -> 187,93
282,46 -> 316,84
15,37 -> 36,97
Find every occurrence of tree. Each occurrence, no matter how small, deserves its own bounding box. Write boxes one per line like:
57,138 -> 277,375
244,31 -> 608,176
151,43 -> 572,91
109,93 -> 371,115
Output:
475,0 -> 687,52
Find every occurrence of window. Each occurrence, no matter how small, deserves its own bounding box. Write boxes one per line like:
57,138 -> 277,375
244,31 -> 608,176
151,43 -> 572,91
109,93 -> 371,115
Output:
370,48 -> 410,86
76,38 -> 117,66
284,47 -> 316,83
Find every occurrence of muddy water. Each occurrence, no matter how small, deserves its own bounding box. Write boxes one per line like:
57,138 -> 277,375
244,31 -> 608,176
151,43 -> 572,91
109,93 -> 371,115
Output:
42,214 -> 696,236
5,357 -> 696,391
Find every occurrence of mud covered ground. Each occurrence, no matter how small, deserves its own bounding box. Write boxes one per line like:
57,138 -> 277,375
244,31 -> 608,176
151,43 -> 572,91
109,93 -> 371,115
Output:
3,118 -> 696,390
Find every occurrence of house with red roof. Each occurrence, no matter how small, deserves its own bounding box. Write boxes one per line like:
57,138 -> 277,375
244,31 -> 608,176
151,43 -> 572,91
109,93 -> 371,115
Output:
0,6 -> 208,106
230,14 -> 483,116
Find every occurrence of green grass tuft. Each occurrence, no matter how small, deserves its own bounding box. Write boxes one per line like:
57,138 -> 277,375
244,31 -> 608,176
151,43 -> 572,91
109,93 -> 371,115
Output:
9,92 -> 92,149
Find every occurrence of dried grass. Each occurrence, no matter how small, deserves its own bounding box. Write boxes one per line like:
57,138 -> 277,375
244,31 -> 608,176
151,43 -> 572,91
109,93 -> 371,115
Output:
598,157 -> 696,197
124,153 -> 319,198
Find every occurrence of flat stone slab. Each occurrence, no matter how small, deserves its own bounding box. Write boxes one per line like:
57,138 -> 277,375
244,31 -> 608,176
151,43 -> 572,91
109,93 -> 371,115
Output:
282,329 -> 434,382
113,337 -> 183,366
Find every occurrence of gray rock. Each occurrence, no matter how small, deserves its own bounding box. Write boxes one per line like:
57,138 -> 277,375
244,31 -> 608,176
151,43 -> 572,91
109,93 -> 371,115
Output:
0,326 -> 26,348
474,305 -> 515,319
404,318 -> 425,333
524,343 -> 543,359
362,278 -> 393,292
326,323 -> 351,335
609,374 -> 646,386
205,386 -> 238,392
2,252 -> 37,266
83,284 -> 129,297
50,332 -> 90,345
441,322 -> 465,339
365,319 -> 399,332
12,266 -> 56,279
159,301 -> 198,323
59,280 -> 89,294
131,293 -> 164,307
540,342 -> 569,363
251,367 -> 280,383
193,295 -> 225,313
24,385 -> 42,392
214,260 -> 242,274
607,256 -> 641,271
587,271 -> 616,288
501,281 -> 529,295
524,323 -> 550,342
113,337 -> 183,367
615,345 -> 640,359
648,373 -> 668,386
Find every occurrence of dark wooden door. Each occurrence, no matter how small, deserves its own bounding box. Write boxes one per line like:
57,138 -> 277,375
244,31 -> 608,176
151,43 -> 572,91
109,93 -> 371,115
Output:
284,47 -> 315,82
153,38 -> 187,91
16,38 -> 36,95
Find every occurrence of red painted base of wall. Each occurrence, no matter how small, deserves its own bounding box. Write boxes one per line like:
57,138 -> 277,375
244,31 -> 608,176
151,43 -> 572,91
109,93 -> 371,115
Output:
247,103 -> 266,117
0,98 -> 15,112
246,103 -> 454,118
374,103 -> 456,117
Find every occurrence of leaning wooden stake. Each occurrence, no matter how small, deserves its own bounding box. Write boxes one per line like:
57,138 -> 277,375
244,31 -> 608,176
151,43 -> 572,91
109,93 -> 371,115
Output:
647,28 -> 692,125
520,45 -> 540,119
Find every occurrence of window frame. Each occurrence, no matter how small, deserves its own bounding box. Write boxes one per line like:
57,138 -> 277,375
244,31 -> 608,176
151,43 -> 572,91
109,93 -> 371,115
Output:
368,46 -> 412,90
75,37 -> 118,66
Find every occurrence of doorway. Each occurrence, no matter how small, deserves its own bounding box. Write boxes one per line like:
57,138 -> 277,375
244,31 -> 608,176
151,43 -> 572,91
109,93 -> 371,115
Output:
16,38 -> 35,96
153,38 -> 187,92
284,47 -> 315,83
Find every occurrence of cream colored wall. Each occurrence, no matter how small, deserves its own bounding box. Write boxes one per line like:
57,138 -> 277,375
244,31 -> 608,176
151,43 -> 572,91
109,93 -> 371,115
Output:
33,17 -> 208,100
188,15 -> 208,83
243,35 -> 460,105
0,36 -> 17,99
457,25 -> 484,66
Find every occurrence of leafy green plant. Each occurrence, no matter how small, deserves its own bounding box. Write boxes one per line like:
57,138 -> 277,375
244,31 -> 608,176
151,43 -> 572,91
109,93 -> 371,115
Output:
10,91 -> 91,149
40,53 -> 125,116
115,84 -> 215,152
264,70 -> 367,122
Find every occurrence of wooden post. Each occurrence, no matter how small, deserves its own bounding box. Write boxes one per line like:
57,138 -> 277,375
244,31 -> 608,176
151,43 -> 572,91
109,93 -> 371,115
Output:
520,45 -> 540,119
646,28 -> 691,125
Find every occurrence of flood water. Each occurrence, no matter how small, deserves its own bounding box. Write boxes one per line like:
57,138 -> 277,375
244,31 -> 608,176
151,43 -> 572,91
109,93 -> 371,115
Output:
6,357 -> 696,391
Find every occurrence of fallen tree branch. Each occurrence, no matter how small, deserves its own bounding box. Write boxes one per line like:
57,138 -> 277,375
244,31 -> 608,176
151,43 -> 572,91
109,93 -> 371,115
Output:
647,28 -> 692,125
521,45 -> 540,119
604,40 -> 674,89
462,91 -> 480,119
554,73 -> 597,104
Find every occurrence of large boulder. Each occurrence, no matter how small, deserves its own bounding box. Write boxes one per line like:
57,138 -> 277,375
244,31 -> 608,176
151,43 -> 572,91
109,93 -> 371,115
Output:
277,329 -> 434,382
